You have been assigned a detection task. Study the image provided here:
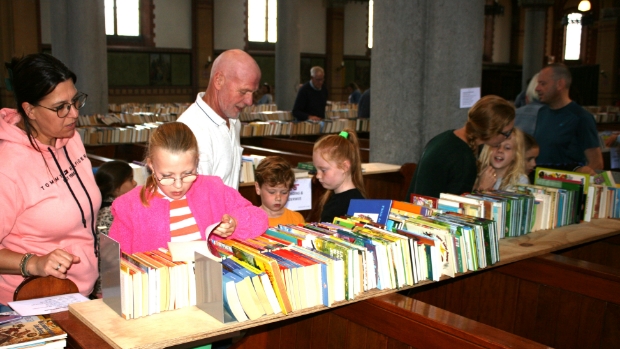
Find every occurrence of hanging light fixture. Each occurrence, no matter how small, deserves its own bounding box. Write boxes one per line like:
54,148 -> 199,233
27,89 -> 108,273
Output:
578,0 -> 591,12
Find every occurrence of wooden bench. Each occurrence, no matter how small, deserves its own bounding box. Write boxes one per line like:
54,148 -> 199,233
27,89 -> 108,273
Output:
409,245 -> 620,349
231,293 -> 549,349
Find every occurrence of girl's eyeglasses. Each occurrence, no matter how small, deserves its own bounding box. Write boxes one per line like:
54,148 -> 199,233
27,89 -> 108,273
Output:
154,173 -> 197,186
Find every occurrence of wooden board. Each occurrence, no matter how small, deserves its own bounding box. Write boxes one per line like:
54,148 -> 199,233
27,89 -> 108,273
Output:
69,218 -> 620,349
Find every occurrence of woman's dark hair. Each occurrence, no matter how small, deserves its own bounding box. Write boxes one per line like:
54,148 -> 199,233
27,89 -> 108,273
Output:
5,53 -> 77,150
95,161 -> 134,199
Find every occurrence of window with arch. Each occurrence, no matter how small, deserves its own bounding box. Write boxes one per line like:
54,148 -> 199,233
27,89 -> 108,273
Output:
564,12 -> 582,60
104,0 -> 154,46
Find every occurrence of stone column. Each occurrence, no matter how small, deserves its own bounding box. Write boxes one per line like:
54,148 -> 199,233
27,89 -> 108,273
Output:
519,0 -> 554,89
275,0 -> 300,111
371,0 -> 485,165
49,0 -> 108,115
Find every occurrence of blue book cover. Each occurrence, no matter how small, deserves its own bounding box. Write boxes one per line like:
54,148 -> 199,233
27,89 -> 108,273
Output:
347,199 -> 393,224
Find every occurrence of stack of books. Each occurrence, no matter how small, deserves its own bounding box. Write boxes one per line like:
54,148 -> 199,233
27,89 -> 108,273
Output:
0,313 -> 67,348
117,249 -> 197,319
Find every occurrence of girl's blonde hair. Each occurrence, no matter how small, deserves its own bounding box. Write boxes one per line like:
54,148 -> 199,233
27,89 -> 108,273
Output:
140,122 -> 199,206
313,128 -> 366,218
478,127 -> 526,190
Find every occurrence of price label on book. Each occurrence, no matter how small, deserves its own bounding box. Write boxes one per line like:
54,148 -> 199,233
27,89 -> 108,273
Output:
285,178 -> 311,211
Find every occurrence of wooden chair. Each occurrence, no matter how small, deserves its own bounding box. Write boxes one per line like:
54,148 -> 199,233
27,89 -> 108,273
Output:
13,276 -> 79,301
398,162 -> 417,201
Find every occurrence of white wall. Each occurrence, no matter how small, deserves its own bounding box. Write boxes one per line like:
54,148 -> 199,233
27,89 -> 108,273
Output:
153,0 -> 191,49
299,0 -> 325,54
492,0 -> 512,63
214,0 -> 246,50
40,0 -> 51,44
344,2 -> 368,56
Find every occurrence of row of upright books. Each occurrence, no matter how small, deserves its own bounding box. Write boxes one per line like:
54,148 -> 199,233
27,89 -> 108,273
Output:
584,105 -> 620,123
77,122 -> 163,145
107,168 -> 619,323
239,118 -> 369,138
108,102 -> 190,115
109,196 -> 503,323
77,112 -> 178,127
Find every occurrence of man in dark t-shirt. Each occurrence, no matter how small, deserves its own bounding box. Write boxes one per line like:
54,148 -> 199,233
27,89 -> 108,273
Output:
530,63 -> 602,174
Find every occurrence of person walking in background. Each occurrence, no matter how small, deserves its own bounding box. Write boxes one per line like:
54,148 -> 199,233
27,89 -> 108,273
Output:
292,66 -> 328,121
357,88 -> 370,118
256,83 -> 273,105
346,82 -> 361,104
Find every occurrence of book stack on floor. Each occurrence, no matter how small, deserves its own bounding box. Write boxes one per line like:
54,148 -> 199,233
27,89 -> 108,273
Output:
0,313 -> 67,349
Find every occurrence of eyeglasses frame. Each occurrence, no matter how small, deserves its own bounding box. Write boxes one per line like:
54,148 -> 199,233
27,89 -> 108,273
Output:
499,127 -> 514,139
153,173 -> 198,186
33,92 -> 88,118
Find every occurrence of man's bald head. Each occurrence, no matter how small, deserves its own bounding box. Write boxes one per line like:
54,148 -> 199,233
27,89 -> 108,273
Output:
204,49 -> 262,121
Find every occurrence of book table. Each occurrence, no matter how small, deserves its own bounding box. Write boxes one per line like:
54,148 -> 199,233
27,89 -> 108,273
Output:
53,218 -> 620,349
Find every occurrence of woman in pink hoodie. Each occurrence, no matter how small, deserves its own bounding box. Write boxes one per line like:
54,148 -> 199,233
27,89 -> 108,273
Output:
0,54 -> 100,308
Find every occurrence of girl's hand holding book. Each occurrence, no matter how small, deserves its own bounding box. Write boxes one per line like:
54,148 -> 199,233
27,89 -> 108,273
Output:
213,214 -> 237,238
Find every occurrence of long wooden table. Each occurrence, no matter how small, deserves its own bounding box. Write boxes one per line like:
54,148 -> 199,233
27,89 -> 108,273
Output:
53,219 -> 620,349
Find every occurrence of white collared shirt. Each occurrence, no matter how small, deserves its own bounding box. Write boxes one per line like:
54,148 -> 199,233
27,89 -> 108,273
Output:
177,93 -> 242,189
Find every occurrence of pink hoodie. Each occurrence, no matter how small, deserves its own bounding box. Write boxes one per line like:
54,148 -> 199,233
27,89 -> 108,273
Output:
0,108 -> 101,304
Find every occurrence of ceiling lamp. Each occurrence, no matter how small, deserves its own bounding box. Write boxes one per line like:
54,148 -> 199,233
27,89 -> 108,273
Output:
578,0 -> 591,12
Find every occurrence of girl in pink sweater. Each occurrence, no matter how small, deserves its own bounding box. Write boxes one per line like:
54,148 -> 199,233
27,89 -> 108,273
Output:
109,122 -> 268,255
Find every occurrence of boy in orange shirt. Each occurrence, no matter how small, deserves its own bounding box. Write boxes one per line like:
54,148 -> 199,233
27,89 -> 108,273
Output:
254,156 -> 305,226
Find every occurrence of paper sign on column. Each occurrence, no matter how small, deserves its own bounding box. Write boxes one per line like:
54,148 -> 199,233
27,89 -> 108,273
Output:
460,87 -> 481,108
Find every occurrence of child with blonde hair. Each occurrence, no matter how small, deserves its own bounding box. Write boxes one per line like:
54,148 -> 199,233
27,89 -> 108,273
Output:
313,129 -> 366,222
109,122 -> 267,254
477,127 -> 529,190
254,156 -> 305,226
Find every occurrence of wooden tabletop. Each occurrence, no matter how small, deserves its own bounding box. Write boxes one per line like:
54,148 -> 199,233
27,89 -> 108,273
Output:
63,218 -> 620,349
